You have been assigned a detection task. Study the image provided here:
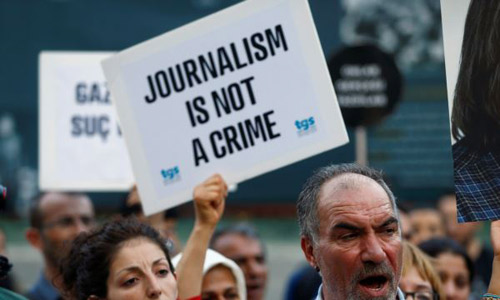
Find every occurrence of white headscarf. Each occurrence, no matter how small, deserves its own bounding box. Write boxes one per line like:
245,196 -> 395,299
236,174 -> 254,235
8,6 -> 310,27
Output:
172,249 -> 247,300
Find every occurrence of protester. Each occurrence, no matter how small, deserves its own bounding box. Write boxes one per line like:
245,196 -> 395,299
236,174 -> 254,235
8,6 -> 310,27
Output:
451,0 -> 500,222
438,193 -> 494,287
284,263 -> 322,300
173,249 -> 246,300
0,255 -> 27,300
61,219 -> 178,299
487,220 -> 500,298
25,192 -> 95,300
400,241 -> 444,300
60,174 -> 227,300
419,238 -> 473,300
398,206 -> 413,241
297,163 -> 404,300
409,208 -> 445,245
210,223 -> 267,300
0,228 -> 17,292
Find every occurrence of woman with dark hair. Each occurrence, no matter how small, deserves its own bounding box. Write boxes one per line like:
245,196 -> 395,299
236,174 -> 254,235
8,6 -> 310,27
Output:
419,238 -> 473,300
451,0 -> 500,222
60,174 -> 228,300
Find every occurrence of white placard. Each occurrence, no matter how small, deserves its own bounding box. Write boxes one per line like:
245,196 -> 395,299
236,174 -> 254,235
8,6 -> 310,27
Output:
39,51 -> 134,191
102,0 -> 349,215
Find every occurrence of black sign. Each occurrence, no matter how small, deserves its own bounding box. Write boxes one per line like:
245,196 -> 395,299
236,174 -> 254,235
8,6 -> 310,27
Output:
328,44 -> 403,127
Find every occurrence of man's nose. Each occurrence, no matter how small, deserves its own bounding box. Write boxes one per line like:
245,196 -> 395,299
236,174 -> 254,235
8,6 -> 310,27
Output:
247,259 -> 266,278
74,218 -> 92,234
360,233 -> 386,264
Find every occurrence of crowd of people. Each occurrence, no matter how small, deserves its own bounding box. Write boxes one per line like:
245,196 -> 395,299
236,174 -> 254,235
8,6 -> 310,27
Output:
0,163 -> 499,300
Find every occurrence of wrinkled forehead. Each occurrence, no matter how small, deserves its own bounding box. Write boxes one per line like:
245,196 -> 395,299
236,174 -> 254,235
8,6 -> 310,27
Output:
318,173 -> 395,214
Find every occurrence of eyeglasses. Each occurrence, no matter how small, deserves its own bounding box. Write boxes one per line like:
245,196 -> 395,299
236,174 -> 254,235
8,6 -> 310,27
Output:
404,291 -> 439,300
42,216 -> 95,230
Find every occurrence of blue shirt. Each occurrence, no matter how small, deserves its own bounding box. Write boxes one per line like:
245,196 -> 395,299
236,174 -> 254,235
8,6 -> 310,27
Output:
314,284 -> 405,300
26,272 -> 61,300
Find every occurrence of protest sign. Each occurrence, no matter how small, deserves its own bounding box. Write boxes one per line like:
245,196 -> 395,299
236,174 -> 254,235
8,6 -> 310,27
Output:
102,0 -> 349,215
328,45 -> 403,128
39,51 -> 134,191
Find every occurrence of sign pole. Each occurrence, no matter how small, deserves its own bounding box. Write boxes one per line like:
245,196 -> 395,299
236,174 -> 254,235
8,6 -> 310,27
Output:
355,126 -> 368,166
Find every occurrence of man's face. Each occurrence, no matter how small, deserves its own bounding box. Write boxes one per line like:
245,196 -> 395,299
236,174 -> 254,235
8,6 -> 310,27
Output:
438,195 -> 479,245
409,209 -> 445,245
38,193 -> 95,267
302,174 -> 402,300
212,233 -> 267,300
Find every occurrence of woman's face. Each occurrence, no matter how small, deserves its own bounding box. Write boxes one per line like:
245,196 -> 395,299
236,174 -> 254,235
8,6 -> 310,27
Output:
201,265 -> 239,300
106,238 -> 177,300
435,252 -> 470,300
399,266 -> 435,300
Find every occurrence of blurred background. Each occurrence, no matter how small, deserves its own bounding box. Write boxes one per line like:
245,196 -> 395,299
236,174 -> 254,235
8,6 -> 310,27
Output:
0,0 -> 468,298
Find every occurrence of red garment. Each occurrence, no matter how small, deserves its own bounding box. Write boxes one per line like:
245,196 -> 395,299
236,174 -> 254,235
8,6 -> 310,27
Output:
180,296 -> 201,300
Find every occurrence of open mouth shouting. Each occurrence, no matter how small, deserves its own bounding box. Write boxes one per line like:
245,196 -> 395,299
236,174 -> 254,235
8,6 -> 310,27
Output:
358,274 -> 391,297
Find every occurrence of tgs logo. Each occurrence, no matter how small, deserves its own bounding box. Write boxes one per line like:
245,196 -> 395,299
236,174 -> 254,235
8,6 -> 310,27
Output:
161,166 -> 181,185
295,117 -> 316,136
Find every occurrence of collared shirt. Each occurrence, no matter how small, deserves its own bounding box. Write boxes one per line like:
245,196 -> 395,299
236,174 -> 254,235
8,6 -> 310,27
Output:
314,284 -> 405,300
26,271 -> 61,300
453,139 -> 500,222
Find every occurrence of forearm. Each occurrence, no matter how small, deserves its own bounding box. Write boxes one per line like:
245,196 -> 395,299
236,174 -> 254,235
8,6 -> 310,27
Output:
488,256 -> 500,295
175,222 -> 215,300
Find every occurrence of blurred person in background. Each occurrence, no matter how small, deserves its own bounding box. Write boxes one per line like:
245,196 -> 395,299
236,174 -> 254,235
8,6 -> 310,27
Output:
25,192 -> 95,300
284,263 -> 322,300
409,208 -> 446,245
123,185 -> 181,256
0,254 -> 27,300
173,249 -> 246,300
0,227 -> 18,292
400,241 -> 444,300
487,221 -> 500,298
399,205 -> 414,241
210,223 -> 268,300
438,194 -> 493,288
419,238 -> 473,300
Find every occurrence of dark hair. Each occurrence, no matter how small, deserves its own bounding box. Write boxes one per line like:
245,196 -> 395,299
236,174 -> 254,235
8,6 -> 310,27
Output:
0,255 -> 12,279
210,222 -> 264,255
121,185 -> 178,220
296,163 -> 397,243
29,192 -> 89,229
418,237 -> 474,284
60,218 -> 174,300
451,0 -> 500,151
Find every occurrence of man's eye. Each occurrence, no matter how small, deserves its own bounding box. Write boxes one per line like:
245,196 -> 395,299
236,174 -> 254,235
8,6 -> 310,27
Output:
255,256 -> 265,264
81,216 -> 94,225
386,228 -> 396,234
224,291 -> 239,299
59,218 -> 74,226
341,233 -> 357,240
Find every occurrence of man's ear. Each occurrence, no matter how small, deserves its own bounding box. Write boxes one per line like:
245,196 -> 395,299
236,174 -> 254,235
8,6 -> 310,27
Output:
26,228 -> 43,250
301,235 -> 318,271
